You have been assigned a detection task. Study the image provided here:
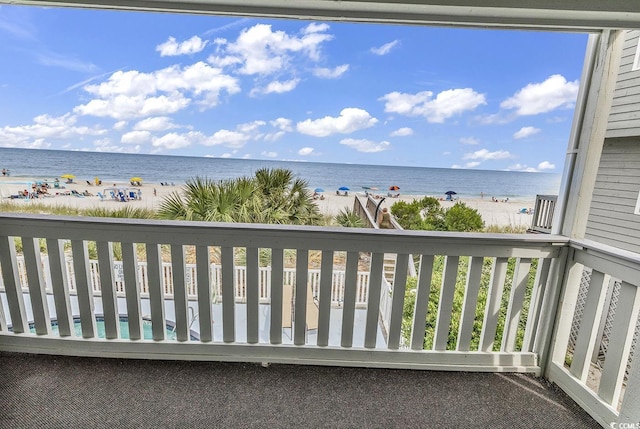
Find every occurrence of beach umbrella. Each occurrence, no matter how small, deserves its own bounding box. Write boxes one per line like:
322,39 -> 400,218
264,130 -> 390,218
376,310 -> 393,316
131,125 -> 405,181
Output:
314,188 -> 325,193
130,177 -> 143,183
389,185 -> 400,191
445,190 -> 457,195
338,186 -> 350,191
60,174 -> 75,179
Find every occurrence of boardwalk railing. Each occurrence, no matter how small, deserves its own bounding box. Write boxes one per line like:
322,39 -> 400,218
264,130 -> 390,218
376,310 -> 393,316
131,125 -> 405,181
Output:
530,194 -> 557,233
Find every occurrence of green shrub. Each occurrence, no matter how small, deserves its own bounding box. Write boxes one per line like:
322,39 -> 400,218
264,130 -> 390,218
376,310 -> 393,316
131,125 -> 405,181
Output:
444,202 -> 484,232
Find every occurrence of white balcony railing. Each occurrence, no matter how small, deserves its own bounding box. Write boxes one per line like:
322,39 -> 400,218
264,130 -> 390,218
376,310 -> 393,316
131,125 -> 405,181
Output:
0,214 -> 638,427
17,257 -> 371,307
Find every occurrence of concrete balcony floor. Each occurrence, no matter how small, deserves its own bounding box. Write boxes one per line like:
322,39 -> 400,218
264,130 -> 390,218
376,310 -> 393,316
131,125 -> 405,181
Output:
1,351 -> 600,428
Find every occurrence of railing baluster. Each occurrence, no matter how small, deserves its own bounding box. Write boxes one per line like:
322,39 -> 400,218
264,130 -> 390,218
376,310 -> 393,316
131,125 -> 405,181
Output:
457,256 -> 484,351
122,242 -> 142,340
569,270 -> 607,381
388,253 -> 410,350
317,250 -> 334,347
170,244 -> 189,342
0,236 -> 29,334
270,248 -> 284,344
23,237 -> 51,335
246,247 -> 259,344
294,249 -> 308,346
522,258 -> 552,352
598,281 -> 640,406
96,241 -> 119,339
340,250 -> 359,348
364,252 -> 384,348
479,257 -> 508,352
502,258 -> 532,352
221,246 -> 235,343
196,246 -> 212,342
411,255 -> 434,350
146,243 -> 166,341
0,237 -> 27,333
46,238 -> 74,337
434,256 -> 460,351
70,239 -> 96,338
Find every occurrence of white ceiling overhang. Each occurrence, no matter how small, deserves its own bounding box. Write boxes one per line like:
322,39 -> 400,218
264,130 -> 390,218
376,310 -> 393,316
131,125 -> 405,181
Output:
3,0 -> 640,31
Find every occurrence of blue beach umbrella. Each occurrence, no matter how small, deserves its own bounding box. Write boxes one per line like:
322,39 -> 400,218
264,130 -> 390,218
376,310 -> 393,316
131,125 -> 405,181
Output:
338,186 -> 350,191
314,188 -> 324,193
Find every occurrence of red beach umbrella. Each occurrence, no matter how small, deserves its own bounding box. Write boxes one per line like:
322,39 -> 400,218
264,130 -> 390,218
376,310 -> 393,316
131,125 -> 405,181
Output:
389,185 -> 400,191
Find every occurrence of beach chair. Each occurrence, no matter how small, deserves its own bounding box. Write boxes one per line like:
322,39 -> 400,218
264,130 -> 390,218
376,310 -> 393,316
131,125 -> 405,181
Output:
97,192 -> 106,201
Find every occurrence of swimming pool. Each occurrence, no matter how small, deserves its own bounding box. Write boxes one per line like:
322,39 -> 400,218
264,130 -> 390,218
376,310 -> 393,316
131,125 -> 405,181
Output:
24,316 -> 200,341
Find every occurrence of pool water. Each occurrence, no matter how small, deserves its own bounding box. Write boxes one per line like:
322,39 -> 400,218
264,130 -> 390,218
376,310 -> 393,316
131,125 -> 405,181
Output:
28,317 -> 193,340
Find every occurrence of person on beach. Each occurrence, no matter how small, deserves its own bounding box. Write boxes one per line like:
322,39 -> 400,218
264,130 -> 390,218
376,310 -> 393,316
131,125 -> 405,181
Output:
378,207 -> 393,229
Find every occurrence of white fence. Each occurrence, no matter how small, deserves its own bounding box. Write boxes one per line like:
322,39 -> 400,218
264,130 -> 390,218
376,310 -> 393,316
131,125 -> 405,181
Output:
4,255 -> 372,308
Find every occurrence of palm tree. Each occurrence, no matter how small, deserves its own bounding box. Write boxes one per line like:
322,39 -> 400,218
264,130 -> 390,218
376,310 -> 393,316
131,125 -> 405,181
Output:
158,169 -> 322,225
255,168 -> 322,225
335,207 -> 366,228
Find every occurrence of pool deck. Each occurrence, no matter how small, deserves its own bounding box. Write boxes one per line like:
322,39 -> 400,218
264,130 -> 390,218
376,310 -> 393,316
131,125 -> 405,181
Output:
0,351 -> 601,428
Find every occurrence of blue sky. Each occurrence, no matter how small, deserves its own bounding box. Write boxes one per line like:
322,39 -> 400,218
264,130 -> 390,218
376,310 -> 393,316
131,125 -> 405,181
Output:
0,5 -> 588,171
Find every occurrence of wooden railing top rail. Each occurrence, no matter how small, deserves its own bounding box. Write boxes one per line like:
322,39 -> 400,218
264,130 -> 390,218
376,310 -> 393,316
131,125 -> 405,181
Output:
0,214 -> 569,258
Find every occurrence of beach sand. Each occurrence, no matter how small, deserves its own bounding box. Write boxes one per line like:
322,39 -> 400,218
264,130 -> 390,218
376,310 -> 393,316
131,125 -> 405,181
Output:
0,177 -> 535,229
315,192 -> 535,229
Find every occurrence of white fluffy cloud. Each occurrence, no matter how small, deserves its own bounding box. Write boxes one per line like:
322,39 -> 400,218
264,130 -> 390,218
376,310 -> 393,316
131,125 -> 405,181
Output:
513,126 -> 541,139
271,117 -> 293,131
251,78 -> 300,96
390,127 -> 413,137
371,40 -> 399,55
537,161 -> 555,170
121,130 -> 151,144
203,129 -> 251,148
460,137 -> 479,145
0,113 -> 106,148
296,108 -> 378,137
156,36 -> 208,57
151,132 -> 200,150
380,88 -> 486,123
298,147 -> 314,155
219,23 -> 333,76
463,148 -> 513,161
75,63 -> 240,120
313,64 -> 349,79
263,117 -> 293,141
261,151 -> 278,158
340,138 -> 390,153
133,116 -> 178,132
501,74 -> 579,115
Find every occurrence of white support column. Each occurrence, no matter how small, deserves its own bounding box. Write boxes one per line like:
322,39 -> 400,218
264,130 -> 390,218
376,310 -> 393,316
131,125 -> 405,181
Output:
559,30 -> 624,239
545,29 -> 624,381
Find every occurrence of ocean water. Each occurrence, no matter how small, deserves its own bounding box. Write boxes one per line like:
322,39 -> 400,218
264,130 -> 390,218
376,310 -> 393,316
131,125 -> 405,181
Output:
0,148 -> 561,201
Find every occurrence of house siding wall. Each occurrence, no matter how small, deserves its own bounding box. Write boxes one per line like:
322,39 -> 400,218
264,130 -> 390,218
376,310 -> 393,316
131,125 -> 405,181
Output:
585,138 -> 640,252
585,31 -> 640,252
606,30 -> 640,139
